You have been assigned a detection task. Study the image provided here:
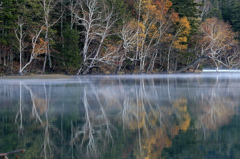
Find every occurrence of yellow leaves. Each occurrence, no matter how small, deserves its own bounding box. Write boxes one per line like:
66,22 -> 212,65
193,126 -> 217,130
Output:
135,127 -> 173,159
161,33 -> 172,43
131,97 -> 192,159
125,20 -> 146,49
173,37 -> 188,50
180,115 -> 191,131
148,24 -> 158,37
138,22 -> 146,34
148,112 -> 158,126
173,98 -> 191,132
173,17 -> 191,51
128,111 -> 146,130
178,17 -> 191,35
143,0 -> 157,14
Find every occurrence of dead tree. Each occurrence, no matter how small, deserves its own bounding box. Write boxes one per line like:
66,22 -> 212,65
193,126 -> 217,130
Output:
0,149 -> 25,159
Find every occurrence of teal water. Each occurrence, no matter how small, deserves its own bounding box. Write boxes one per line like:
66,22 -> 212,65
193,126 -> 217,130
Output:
1,74 -> 240,159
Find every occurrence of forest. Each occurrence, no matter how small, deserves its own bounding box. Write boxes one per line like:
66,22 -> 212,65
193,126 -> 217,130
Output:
0,0 -> 239,75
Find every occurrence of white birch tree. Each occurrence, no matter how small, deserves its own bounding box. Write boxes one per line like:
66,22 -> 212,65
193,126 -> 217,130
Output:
75,0 -> 117,75
19,26 -> 45,74
40,0 -> 61,73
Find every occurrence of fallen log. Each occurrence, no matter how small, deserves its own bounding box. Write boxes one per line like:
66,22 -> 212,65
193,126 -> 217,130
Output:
0,149 -> 25,158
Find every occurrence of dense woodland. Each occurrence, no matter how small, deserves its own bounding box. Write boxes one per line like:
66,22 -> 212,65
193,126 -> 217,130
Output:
0,0 -> 240,75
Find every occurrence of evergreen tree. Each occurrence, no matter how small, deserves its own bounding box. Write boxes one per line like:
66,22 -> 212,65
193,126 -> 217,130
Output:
230,0 -> 240,32
62,27 -> 80,74
170,0 -> 199,18
220,0 -> 231,21
170,0 -> 200,36
206,8 -> 222,19
0,0 -> 20,44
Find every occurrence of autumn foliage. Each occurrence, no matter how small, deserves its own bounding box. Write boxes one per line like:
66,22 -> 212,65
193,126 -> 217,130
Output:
32,38 -> 48,59
200,17 -> 236,50
132,98 -> 191,159
1,0 -> 240,75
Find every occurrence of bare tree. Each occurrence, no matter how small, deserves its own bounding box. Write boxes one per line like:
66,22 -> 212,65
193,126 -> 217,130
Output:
82,6 -> 117,74
15,81 -> 24,133
14,15 -> 28,74
178,18 -> 237,72
24,84 -> 43,125
19,26 -> 45,74
119,20 -> 139,64
75,0 -> 100,74
118,0 -> 176,73
40,0 -> 61,73
75,0 -> 117,75
69,0 -> 80,30
195,0 -> 213,21
70,82 -> 116,158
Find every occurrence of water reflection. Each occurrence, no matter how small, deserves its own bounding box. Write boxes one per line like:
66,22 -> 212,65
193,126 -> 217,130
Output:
0,74 -> 240,158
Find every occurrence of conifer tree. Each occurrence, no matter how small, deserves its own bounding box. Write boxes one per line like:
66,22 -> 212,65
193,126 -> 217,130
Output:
170,0 -> 199,18
62,27 -> 80,74
230,0 -> 240,32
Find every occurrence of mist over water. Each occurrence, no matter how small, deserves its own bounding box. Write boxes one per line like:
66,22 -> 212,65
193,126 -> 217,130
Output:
1,74 -> 240,159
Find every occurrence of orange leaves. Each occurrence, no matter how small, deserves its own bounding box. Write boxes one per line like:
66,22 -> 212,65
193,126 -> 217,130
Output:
198,97 -> 236,133
170,12 -> 179,23
33,38 -> 48,58
142,0 -> 173,22
140,0 -> 190,51
198,17 -> 237,65
34,98 -> 47,115
178,17 -> 191,35
153,0 -> 173,21
200,17 -> 236,47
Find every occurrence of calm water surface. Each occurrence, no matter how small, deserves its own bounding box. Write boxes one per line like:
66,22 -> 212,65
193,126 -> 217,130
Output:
1,74 -> 240,159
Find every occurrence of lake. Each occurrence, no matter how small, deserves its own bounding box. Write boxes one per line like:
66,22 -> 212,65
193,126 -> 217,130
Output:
1,74 -> 240,159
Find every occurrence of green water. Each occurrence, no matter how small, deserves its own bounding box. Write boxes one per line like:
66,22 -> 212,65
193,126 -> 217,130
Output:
1,74 -> 240,159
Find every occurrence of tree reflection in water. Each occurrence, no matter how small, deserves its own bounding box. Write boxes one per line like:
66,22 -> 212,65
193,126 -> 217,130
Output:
0,75 -> 240,159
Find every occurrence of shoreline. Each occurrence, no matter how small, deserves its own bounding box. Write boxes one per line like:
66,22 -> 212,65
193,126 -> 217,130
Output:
0,70 -> 205,79
0,74 -> 72,79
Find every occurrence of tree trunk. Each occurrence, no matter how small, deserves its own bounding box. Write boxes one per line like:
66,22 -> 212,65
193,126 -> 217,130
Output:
10,51 -> 13,74
0,48 -> 2,65
4,46 -> 6,67
20,56 -> 34,74
146,50 -> 157,73
43,53 -> 47,73
177,54 -> 208,73
167,49 -> 170,71
174,56 -> 178,72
